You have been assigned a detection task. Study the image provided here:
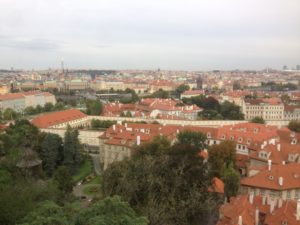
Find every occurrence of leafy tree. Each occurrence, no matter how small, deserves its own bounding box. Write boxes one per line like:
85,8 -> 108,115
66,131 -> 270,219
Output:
3,108 -> 18,120
19,201 -> 70,225
103,138 -> 219,225
86,99 -> 103,115
63,126 -> 82,173
175,84 -> 190,96
24,106 -> 36,115
177,130 -> 207,150
250,117 -> 265,124
288,120 -> 300,133
35,105 -> 43,113
54,166 -> 74,202
219,101 -> 244,120
76,196 -> 148,225
91,119 -> 116,129
55,102 -> 65,110
41,133 -> 63,177
44,102 -> 54,112
150,89 -> 170,98
199,109 -> 223,120
222,163 -> 240,199
208,140 -> 236,178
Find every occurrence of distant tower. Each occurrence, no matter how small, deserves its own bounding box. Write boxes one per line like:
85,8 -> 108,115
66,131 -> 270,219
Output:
296,65 -> 300,71
60,59 -> 65,80
283,65 -> 288,71
196,76 -> 203,89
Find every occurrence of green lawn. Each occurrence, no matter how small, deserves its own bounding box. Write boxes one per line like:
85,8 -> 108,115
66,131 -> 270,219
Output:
82,184 -> 101,197
88,176 -> 102,185
72,157 -> 93,183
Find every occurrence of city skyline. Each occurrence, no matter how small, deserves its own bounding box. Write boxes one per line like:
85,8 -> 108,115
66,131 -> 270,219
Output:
0,0 -> 299,70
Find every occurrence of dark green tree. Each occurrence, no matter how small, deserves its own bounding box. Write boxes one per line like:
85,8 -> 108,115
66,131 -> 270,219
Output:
85,99 -> 103,115
3,108 -> 18,120
63,126 -> 82,173
19,201 -> 70,225
175,84 -> 190,96
288,120 -> 300,133
222,163 -> 240,198
76,196 -> 148,225
44,102 -> 54,112
103,138 -> 219,225
24,106 -> 37,115
41,133 -> 63,177
250,117 -> 265,124
54,166 -> 74,202
177,130 -> 207,150
208,140 -> 236,178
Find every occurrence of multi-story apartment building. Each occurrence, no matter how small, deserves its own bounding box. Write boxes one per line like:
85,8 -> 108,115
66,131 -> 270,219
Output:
242,98 -> 284,121
240,163 -> 300,201
0,93 -> 26,112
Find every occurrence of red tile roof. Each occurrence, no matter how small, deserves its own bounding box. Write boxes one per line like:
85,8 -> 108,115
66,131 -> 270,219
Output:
31,109 -> 86,128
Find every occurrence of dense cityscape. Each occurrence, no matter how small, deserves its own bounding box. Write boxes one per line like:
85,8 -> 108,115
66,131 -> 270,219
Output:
1,0 -> 300,225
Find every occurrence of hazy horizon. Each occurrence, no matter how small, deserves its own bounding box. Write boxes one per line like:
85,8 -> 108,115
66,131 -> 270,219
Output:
0,0 -> 299,70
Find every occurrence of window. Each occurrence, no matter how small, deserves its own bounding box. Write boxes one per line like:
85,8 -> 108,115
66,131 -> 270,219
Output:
287,190 -> 291,200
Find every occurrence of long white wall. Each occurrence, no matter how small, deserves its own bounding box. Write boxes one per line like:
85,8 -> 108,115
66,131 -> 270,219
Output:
87,116 -> 289,127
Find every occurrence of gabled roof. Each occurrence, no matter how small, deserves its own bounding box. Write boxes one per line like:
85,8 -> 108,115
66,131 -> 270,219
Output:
31,109 -> 86,128
241,163 -> 300,191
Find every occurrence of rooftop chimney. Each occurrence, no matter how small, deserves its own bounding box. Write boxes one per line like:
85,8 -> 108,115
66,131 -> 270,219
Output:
282,161 -> 286,165
297,199 -> 300,221
278,198 -> 283,208
125,123 -> 128,128
278,177 -> 283,186
268,160 -> 272,171
238,215 -> 243,225
136,135 -> 141,146
255,207 -> 259,225
249,193 -> 254,204
277,143 -> 281,151
113,124 -> 116,131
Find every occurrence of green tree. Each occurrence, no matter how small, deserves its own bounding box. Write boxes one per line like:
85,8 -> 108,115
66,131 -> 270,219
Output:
150,89 -> 170,98
54,166 -> 74,202
19,201 -> 70,225
251,117 -> 265,124
44,102 -> 54,112
41,133 -> 63,177
24,106 -> 37,115
3,108 -> 18,120
55,102 -> 65,110
222,163 -> 240,198
35,105 -> 43,113
175,84 -> 190,96
208,140 -> 236,178
219,101 -> 244,120
76,196 -> 148,225
177,130 -> 207,150
103,138 -> 219,225
63,126 -> 82,173
86,99 -> 103,115
288,120 -> 300,133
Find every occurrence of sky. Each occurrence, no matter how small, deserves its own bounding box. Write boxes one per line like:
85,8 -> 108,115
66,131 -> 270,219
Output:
0,0 -> 299,70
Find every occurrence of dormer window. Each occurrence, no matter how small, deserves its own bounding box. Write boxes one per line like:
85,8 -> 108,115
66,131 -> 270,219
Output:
207,133 -> 211,138
291,138 -> 297,145
247,139 -> 251,145
221,135 -> 225,140
268,175 -> 274,180
281,220 -> 288,225
238,137 -> 243,143
230,136 -> 234,141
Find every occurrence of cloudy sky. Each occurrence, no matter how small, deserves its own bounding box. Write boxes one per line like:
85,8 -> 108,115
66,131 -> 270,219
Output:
0,0 -> 299,70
